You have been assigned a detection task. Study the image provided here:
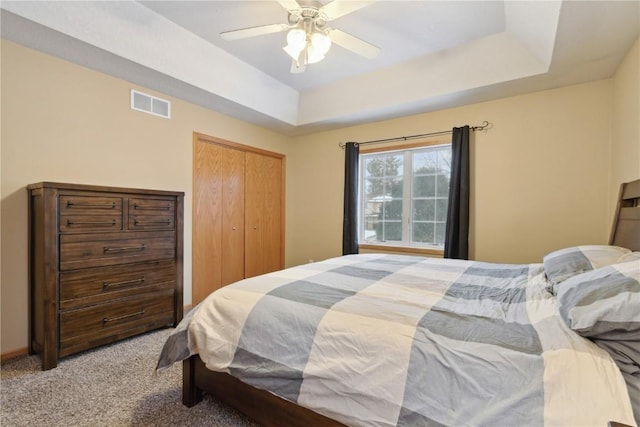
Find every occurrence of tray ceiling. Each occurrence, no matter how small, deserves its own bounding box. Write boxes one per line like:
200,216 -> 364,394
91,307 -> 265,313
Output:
1,1 -> 638,135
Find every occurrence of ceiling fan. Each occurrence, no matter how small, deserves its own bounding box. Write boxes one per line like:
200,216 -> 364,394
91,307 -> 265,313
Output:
220,0 -> 380,73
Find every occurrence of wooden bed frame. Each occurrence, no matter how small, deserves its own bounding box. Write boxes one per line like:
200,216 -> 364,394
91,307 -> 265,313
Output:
182,178 -> 640,426
183,356 -> 346,426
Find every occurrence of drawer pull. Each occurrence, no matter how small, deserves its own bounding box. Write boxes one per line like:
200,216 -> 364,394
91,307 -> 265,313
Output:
102,277 -> 145,290
133,219 -> 171,226
67,201 -> 117,209
67,219 -> 117,227
103,308 -> 145,323
133,203 -> 171,211
103,244 -> 146,253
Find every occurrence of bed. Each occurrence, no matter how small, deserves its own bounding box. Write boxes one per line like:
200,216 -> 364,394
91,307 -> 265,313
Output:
157,179 -> 640,427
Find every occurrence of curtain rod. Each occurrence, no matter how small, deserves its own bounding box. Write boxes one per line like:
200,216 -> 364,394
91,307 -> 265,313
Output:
338,121 -> 490,149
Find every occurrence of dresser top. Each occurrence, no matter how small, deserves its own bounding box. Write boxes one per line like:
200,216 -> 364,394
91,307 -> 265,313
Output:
28,182 -> 184,197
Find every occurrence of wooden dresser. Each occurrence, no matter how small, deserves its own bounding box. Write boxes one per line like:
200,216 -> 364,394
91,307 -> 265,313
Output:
28,182 -> 184,370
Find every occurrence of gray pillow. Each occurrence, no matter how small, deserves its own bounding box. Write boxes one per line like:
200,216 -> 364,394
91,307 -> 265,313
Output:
543,245 -> 631,291
556,259 -> 640,340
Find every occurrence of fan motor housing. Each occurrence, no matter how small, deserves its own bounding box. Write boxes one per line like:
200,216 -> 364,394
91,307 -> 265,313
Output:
288,6 -> 327,28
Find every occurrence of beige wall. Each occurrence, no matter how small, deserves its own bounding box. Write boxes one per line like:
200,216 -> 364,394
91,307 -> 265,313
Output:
0,40 -> 291,355
611,37 -> 640,216
288,79 -> 631,267
2,36 -> 639,357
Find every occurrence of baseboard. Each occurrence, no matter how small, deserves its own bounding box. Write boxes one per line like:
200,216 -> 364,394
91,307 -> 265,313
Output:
1,347 -> 28,362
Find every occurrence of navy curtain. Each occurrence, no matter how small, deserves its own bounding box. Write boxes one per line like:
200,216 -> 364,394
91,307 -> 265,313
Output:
444,126 -> 470,259
342,142 -> 360,255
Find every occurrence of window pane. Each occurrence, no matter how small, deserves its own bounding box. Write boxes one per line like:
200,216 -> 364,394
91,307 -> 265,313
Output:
363,217 -> 378,242
389,177 -> 404,198
371,219 -> 403,242
413,222 -> 434,243
435,222 -> 446,245
365,175 -> 386,198
436,174 -> 450,197
413,175 -> 435,197
435,198 -> 448,221
437,150 -> 452,175
365,155 -> 402,179
413,151 -> 437,173
381,200 -> 403,220
367,218 -> 382,242
413,199 -> 434,220
382,221 -> 402,241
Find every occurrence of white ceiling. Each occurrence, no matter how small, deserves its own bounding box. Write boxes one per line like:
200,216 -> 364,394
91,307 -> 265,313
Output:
1,1 -> 638,135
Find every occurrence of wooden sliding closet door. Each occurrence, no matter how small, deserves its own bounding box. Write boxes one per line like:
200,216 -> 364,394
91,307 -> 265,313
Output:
192,133 -> 284,305
245,152 -> 283,278
221,149 -> 245,285
193,140 -> 245,304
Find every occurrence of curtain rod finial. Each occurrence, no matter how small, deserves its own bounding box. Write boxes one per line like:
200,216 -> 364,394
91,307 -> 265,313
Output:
473,120 -> 491,131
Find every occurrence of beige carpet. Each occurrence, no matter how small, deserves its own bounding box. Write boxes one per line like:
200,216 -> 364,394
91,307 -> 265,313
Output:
1,329 -> 260,426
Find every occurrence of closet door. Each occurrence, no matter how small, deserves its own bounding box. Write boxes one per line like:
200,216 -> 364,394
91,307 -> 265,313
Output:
221,148 -> 245,285
193,140 -> 245,304
245,152 -> 283,278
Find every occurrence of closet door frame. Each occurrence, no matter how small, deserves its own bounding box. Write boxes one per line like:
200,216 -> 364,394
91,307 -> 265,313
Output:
192,132 -> 285,305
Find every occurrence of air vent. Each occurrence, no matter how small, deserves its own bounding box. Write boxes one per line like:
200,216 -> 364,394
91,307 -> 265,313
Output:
130,89 -> 171,119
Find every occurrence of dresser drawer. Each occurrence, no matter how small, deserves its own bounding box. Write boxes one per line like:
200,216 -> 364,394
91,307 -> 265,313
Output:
59,195 -> 124,233
60,195 -> 123,214
129,198 -> 176,231
130,197 -> 175,213
59,291 -> 175,356
59,231 -> 176,271
60,260 -> 176,309
59,215 -> 123,233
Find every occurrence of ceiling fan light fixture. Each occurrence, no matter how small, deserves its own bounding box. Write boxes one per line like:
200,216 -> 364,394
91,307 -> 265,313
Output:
283,28 -> 306,60
311,31 -> 331,55
306,50 -> 324,64
284,27 -> 332,65
286,28 -> 306,49
307,32 -> 331,64
283,43 -> 303,61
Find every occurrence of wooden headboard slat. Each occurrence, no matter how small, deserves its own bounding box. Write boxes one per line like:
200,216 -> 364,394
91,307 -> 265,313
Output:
610,178 -> 640,251
621,179 -> 640,201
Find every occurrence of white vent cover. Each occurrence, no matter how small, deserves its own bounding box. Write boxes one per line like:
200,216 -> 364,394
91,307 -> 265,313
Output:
130,89 -> 171,118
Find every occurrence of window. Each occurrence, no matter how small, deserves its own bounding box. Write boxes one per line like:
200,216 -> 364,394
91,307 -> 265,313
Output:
359,143 -> 451,250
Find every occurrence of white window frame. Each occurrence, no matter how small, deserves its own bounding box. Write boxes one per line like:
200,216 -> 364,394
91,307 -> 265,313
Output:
357,141 -> 451,254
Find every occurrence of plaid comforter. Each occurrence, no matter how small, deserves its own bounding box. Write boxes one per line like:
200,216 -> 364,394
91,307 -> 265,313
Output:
157,254 -> 635,427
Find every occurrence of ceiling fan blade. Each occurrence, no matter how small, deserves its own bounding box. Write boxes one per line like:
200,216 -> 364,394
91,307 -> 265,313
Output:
221,23 -> 288,41
320,0 -> 377,20
329,29 -> 380,59
276,0 -> 301,11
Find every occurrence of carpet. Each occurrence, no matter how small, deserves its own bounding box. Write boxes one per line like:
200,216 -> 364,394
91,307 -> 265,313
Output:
1,329 -> 260,426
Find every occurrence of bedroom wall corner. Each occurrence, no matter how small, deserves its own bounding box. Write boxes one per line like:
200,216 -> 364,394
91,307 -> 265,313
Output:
610,37 -> 640,229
